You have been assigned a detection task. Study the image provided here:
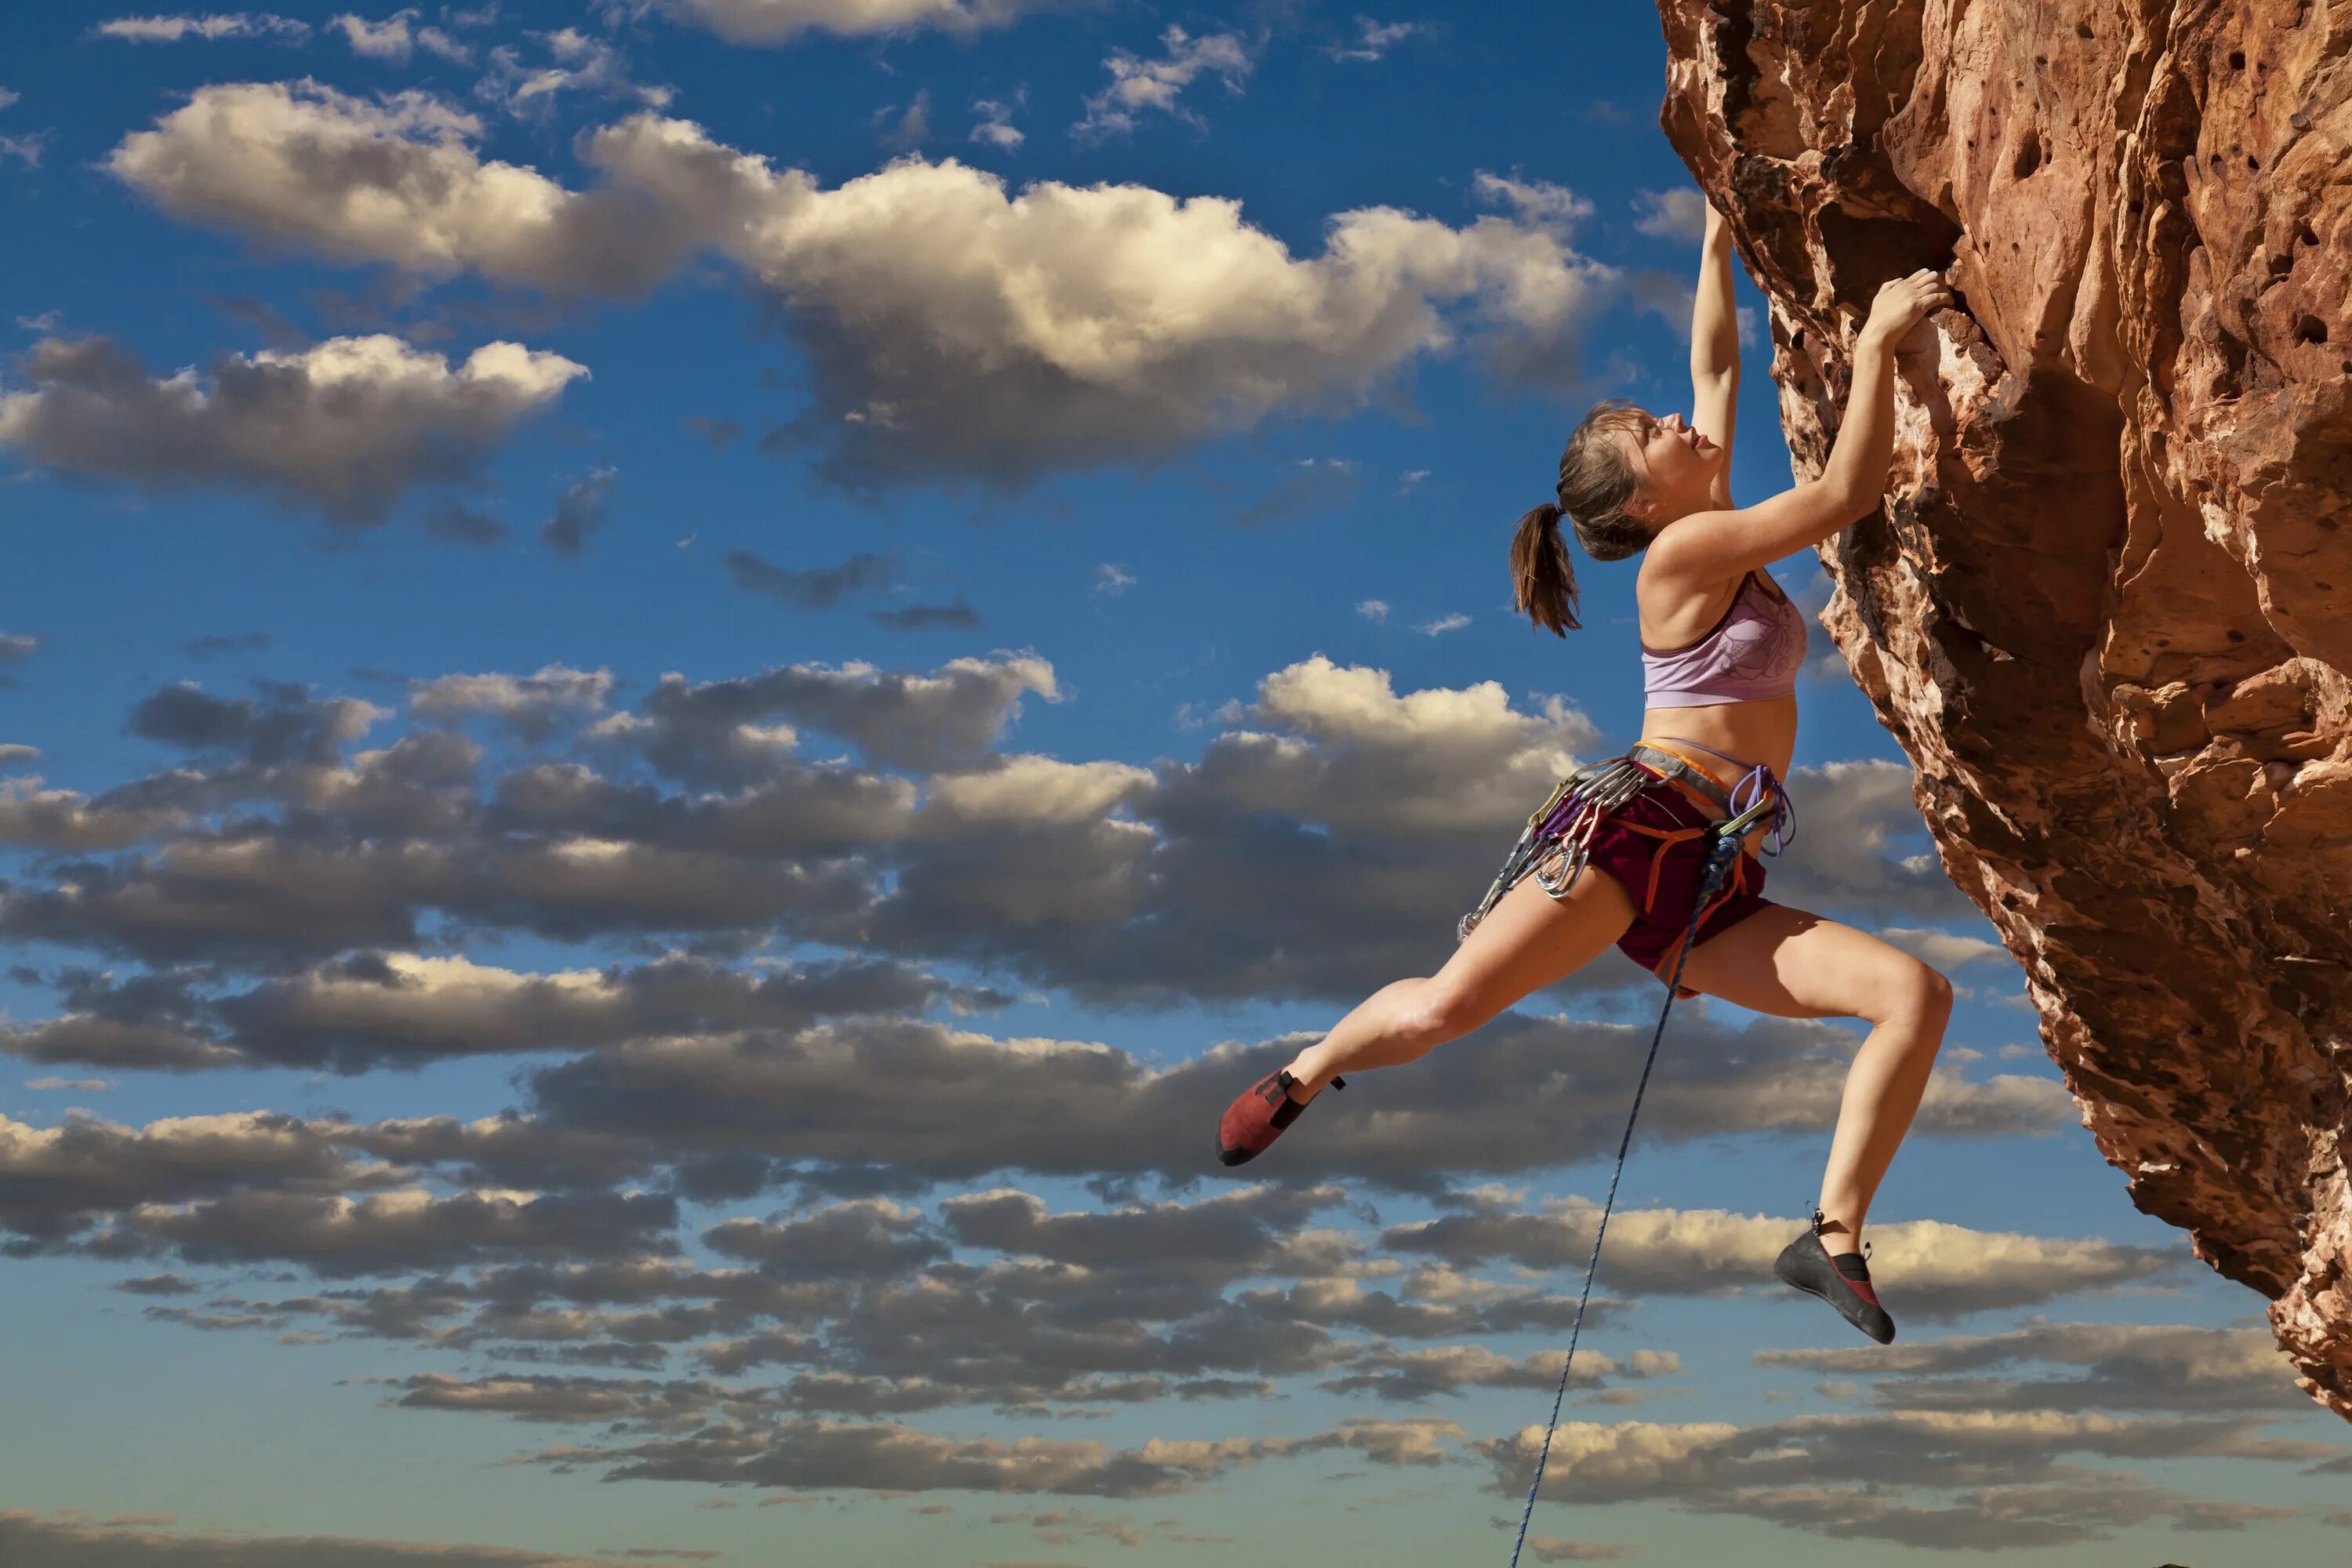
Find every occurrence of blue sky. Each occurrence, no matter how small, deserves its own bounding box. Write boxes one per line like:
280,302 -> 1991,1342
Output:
2,3 -> 2347,1565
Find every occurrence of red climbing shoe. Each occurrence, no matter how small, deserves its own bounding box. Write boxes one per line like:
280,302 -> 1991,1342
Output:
1773,1210 -> 1895,1344
1216,1069 -> 1345,1167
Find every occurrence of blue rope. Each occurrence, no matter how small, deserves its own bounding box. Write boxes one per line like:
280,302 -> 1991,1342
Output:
1504,809 -> 1762,1568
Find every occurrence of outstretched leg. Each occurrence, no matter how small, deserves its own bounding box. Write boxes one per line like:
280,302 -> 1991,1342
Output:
1216,856 -> 1642,1167
1671,904 -> 1954,1252
1283,855 -> 1642,1097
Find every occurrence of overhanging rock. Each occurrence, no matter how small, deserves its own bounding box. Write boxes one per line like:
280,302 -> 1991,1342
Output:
1657,0 -> 2352,1416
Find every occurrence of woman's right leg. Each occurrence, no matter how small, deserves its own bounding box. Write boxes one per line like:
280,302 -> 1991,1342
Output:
1282,855 -> 1642,1098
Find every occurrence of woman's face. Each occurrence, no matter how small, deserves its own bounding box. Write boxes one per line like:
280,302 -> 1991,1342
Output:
1616,408 -> 1719,523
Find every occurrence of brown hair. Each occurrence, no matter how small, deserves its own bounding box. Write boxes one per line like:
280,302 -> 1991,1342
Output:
1510,397 -> 1657,637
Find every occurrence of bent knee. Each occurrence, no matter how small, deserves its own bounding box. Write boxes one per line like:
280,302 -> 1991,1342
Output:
1899,964 -> 1954,1019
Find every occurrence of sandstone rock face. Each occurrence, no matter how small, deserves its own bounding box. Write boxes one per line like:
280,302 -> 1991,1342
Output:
1657,0 -> 2352,1417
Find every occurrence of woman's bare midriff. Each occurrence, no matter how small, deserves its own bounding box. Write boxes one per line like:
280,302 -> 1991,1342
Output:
1636,693 -> 1797,856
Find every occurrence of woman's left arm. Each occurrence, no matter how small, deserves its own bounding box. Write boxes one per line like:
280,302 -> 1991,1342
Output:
1690,201 -> 1739,507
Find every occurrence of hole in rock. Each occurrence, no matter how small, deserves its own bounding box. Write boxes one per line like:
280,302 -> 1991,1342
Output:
2295,316 -> 2329,344
2015,136 -> 2044,178
2230,49 -> 2246,68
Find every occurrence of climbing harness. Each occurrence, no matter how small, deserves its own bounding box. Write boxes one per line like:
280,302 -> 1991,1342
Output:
1458,742 -> 1794,943
1505,780 -> 1778,1561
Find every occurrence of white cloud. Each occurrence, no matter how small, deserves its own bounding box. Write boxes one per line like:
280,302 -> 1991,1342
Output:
0,334 -> 586,524
1632,187 -> 1711,241
1873,925 -> 2009,968
1472,1408 -> 2319,1546
970,94 -> 1023,150
106,87 -> 1631,482
1076,27 -> 1252,139
1355,598 -> 1388,622
1766,757 -> 1984,922
481,28 -> 670,117
1091,563 -> 1134,595
918,754 -> 1155,833
410,665 -> 616,737
94,13 -> 311,43
1475,171 -> 1595,238
1387,1202 -> 2177,1317
662,0 -> 1054,44
0,776 -> 190,851
1755,1320 -> 2315,1413
1330,17 -> 1422,64
332,9 -> 471,64
1414,612 -> 1469,636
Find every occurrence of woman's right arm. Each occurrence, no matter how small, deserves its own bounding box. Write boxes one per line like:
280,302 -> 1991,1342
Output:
1649,270 -> 1954,585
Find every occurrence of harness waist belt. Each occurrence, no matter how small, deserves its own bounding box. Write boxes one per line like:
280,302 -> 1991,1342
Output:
1624,743 -> 1733,815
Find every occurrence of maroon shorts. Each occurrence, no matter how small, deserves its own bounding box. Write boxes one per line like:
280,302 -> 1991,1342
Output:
1584,764 -> 1777,998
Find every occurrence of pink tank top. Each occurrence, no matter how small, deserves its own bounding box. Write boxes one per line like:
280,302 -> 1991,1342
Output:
1640,569 -> 1809,706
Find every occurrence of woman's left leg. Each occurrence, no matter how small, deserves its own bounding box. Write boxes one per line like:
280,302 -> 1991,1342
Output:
1668,903 -> 1955,1254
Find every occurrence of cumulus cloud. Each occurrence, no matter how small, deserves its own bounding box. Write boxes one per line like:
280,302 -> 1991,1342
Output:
1755,1320 -> 2315,1414
1076,27 -> 1251,139
514,1409 -> 1443,1496
970,95 -> 1023,150
0,775 -> 191,851
658,0 -> 1056,45
0,949 -> 976,1076
0,632 -> 44,692
481,27 -> 670,118
437,1005 -> 2074,1197
94,13 -> 312,43
1472,1409 -> 2319,1549
1766,758 -> 1983,923
104,86 -> 1634,485
129,680 -> 390,763
0,334 -> 585,524
331,9 -> 472,64
84,1185 -> 684,1276
1631,187 -> 1710,241
539,466 -> 615,554
0,1510 -> 702,1568
1872,924 -> 2009,970
0,1109 -> 382,1247
0,652 -> 1996,1011
607,653 -> 1061,782
724,550 -> 900,610
1330,17 -> 1423,64
1385,1202 -> 2180,1319
410,665 -> 616,741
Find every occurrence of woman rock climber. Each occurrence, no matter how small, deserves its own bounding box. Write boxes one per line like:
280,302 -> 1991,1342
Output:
1216,199 -> 1958,1345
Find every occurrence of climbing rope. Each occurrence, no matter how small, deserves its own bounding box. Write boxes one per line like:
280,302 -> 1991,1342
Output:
1504,787 -> 1782,1568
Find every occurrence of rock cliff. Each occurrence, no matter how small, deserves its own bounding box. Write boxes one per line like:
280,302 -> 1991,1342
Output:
1657,0 -> 2352,1416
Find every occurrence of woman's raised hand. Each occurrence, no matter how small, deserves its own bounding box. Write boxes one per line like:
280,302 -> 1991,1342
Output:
1862,268 -> 1956,349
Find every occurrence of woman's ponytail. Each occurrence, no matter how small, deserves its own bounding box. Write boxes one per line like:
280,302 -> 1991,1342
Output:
1511,502 -> 1581,637
1512,399 -> 1658,637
